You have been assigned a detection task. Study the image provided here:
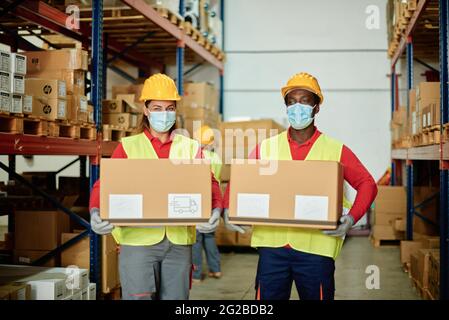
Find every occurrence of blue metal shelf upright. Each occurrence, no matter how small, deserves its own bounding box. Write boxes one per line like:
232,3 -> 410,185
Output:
390,0 -> 449,300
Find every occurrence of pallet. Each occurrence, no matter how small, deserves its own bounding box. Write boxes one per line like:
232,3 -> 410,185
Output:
102,286 -> 121,300
153,6 -> 185,29
80,124 -> 97,140
0,114 -> 24,134
411,278 -> 427,300
370,235 -> 401,248
442,123 -> 449,141
56,120 -> 81,139
102,124 -> 136,142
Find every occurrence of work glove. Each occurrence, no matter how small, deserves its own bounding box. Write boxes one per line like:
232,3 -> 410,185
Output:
322,214 -> 354,237
90,208 -> 114,235
223,208 -> 247,234
196,208 -> 222,233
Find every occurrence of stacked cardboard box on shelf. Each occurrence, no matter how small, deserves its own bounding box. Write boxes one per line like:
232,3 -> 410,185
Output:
0,265 -> 95,300
0,50 -> 27,115
177,82 -> 221,137
102,94 -> 142,130
387,0 -> 417,57
390,106 -> 407,146
219,120 -> 285,182
22,48 -> 89,124
428,250 -> 440,300
417,82 -> 440,130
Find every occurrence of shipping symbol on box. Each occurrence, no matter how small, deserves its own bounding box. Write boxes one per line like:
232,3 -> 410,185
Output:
168,194 -> 202,219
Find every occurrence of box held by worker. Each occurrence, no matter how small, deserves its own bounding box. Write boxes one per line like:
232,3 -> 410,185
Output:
228,160 -> 343,229
100,159 -> 211,226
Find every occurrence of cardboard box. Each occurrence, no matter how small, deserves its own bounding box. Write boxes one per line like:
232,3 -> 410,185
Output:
228,160 -> 343,229
23,95 -> 33,114
31,97 -> 67,120
409,89 -> 416,111
88,105 -> 94,124
11,74 -> 25,94
374,186 -> 406,214
220,120 -> 284,164
102,235 -> 120,294
11,53 -> 27,75
61,233 -> 89,269
0,91 -> 11,113
236,227 -> 252,246
88,283 -> 96,300
26,279 -> 67,300
410,252 -> 419,281
428,251 -> 440,299
67,94 -> 88,123
421,236 -> 440,249
102,95 -> 142,114
102,113 -> 138,129
183,82 -> 218,110
0,71 -> 11,92
112,84 -> 144,99
392,217 -> 406,232
221,164 -> 230,182
417,82 -> 440,101
0,51 -> 11,72
215,219 -> 237,246
100,159 -> 211,226
0,283 -> 30,300
400,240 -> 423,265
29,69 -> 85,96
15,208 -> 71,251
374,212 -> 404,226
13,250 -> 57,267
371,225 -> 402,240
25,79 -> 66,99
10,94 -> 23,114
24,48 -> 88,72
416,248 -> 440,289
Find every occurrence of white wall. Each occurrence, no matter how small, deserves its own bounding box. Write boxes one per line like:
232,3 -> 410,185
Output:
223,0 -> 391,184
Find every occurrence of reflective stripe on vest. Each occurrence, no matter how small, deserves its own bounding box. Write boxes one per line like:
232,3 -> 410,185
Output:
111,133 -> 200,246
254,130 -> 352,259
203,149 -> 222,183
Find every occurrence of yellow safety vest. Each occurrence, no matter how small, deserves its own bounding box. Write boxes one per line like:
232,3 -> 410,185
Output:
253,130 -> 353,259
203,149 -> 222,183
111,133 -> 200,246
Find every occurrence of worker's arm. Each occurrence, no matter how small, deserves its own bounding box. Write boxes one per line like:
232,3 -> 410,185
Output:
88,143 -> 128,211
340,145 -> 378,224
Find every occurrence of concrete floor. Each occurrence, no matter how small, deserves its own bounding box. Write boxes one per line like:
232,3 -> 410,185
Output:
190,237 -> 421,300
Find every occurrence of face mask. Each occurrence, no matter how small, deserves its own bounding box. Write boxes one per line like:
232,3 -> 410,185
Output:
287,102 -> 316,130
148,111 -> 176,133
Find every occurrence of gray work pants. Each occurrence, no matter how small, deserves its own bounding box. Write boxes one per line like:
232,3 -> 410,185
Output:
119,237 -> 192,300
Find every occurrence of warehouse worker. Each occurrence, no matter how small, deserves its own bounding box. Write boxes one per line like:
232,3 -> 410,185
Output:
192,125 -> 223,283
88,74 -> 223,300
222,72 -> 378,300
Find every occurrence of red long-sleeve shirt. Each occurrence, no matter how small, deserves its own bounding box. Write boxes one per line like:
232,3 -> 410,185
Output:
222,127 -> 377,224
89,129 -> 223,210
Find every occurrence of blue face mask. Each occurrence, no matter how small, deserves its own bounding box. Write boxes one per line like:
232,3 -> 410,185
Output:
148,111 -> 176,133
287,102 -> 316,130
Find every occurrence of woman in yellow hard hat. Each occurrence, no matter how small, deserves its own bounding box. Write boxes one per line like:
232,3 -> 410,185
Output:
89,73 -> 223,300
192,125 -> 223,283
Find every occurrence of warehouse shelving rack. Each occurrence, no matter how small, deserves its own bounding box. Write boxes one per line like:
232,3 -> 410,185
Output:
0,0 -> 225,296
390,0 -> 448,300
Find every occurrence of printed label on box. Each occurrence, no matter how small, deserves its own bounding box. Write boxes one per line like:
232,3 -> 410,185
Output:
23,95 -> 32,113
236,193 -> 270,218
11,95 -> 22,113
294,195 -> 329,221
59,81 -> 67,98
0,72 -> 10,91
0,91 -> 11,112
0,52 -> 10,72
80,96 -> 88,112
58,100 -> 66,119
109,194 -> 143,219
13,75 -> 25,94
168,194 -> 202,218
14,55 -> 26,74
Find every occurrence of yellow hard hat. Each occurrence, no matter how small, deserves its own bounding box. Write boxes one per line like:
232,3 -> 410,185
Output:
140,73 -> 181,102
281,72 -> 324,105
194,125 -> 215,145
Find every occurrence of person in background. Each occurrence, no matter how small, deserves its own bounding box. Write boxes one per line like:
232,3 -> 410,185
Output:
88,74 -> 223,300
222,72 -> 378,300
191,125 -> 223,283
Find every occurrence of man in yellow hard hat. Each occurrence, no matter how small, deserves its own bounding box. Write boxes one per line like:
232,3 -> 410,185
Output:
89,73 -> 223,300
192,125 -> 223,282
223,72 -> 378,300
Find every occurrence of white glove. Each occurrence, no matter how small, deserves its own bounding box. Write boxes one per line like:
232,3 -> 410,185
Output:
322,215 -> 354,237
223,209 -> 247,234
90,208 -> 114,235
196,208 -> 222,233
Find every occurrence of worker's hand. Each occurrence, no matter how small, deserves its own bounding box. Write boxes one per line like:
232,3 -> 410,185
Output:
223,209 -> 247,234
196,208 -> 222,233
322,215 -> 354,237
90,208 -> 114,235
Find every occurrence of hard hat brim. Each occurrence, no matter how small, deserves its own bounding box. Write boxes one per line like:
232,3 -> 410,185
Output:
282,86 -> 323,104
